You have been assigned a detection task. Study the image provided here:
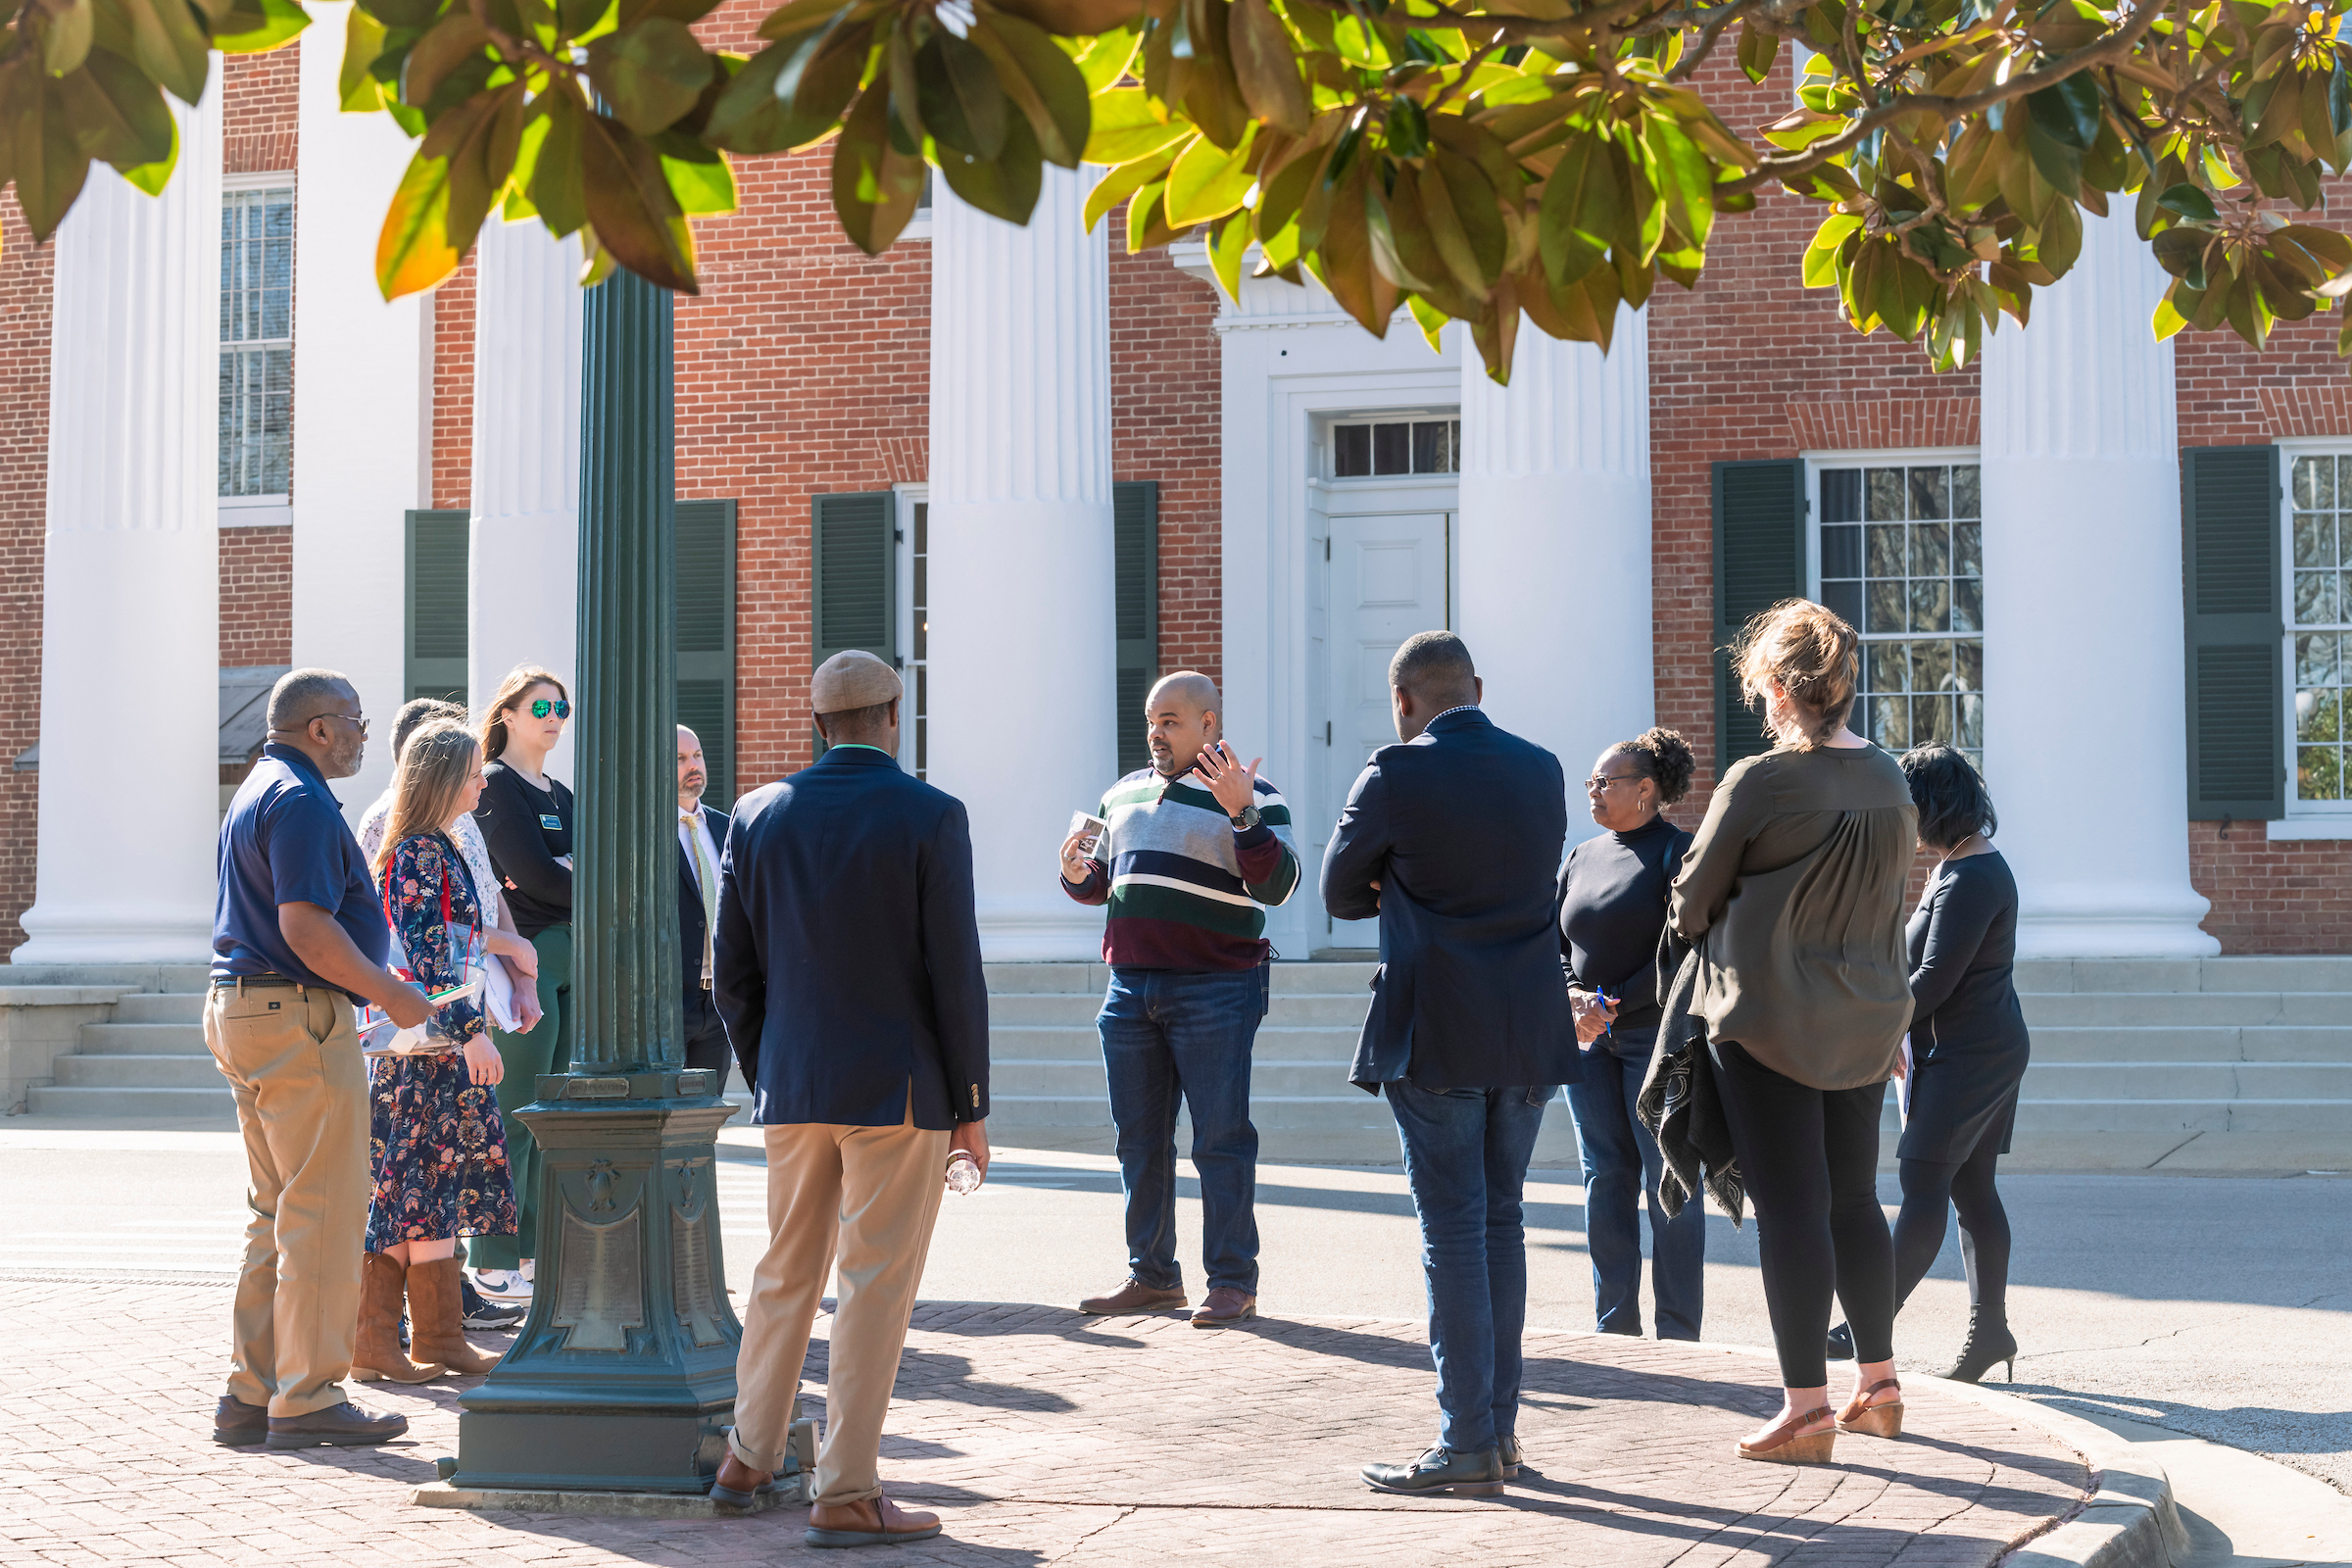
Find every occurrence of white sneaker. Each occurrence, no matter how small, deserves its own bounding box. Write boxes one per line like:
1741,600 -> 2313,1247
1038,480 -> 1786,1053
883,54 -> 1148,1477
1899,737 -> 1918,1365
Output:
518,1258 -> 534,1284
474,1268 -> 532,1301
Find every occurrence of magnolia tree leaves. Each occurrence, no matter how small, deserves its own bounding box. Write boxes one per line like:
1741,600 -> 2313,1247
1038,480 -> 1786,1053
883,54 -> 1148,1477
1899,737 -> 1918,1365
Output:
12,0 -> 2352,378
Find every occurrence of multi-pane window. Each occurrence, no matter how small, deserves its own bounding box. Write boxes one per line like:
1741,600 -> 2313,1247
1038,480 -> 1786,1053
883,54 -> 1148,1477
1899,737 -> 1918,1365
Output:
1818,462 -> 1984,771
1332,417 -> 1460,478
220,187 -> 294,498
2289,454 -> 2352,803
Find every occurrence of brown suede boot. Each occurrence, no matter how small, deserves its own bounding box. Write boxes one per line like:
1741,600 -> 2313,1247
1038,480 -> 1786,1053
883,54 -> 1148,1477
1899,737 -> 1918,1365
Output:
408,1256 -> 501,1376
353,1252 -> 443,1384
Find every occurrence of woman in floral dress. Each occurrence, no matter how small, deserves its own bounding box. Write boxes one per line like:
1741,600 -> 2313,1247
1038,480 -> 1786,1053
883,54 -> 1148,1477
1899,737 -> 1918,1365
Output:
356,718 -> 517,1382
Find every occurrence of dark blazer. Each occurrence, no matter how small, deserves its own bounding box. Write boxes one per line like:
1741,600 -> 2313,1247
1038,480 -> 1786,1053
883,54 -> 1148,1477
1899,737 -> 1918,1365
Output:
712,747 -> 990,1130
1320,707 -> 1581,1093
677,802 -> 730,991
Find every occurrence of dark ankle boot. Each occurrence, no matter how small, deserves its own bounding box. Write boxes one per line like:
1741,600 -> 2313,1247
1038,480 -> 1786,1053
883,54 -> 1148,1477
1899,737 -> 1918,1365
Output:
1936,1306 -> 2019,1384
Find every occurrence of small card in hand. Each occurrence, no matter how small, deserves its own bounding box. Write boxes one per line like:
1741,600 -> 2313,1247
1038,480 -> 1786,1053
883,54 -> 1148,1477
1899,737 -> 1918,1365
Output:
1068,811 -> 1108,856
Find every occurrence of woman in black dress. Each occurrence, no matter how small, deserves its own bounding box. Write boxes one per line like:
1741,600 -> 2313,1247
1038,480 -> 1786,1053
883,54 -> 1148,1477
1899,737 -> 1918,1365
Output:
1836,741 -> 2030,1383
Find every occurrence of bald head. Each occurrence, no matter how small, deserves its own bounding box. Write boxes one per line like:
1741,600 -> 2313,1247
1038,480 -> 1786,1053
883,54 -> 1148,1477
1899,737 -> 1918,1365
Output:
1145,671 -> 1224,779
678,724 -> 708,809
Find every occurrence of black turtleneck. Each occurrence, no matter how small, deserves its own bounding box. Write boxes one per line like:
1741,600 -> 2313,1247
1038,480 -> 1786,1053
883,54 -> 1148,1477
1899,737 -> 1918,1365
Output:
1555,813 -> 1693,1042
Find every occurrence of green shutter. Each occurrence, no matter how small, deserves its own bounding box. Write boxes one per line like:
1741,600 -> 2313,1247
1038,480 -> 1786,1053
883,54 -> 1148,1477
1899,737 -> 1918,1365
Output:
404,509 -> 469,706
811,491 -> 899,757
676,499 -> 737,810
2182,445 -> 2284,820
1711,460 -> 1806,775
1114,480 -> 1159,776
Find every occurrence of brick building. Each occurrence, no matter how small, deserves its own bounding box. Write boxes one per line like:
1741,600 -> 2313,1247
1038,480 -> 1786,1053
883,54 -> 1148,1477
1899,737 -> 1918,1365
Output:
5,8 -> 2348,967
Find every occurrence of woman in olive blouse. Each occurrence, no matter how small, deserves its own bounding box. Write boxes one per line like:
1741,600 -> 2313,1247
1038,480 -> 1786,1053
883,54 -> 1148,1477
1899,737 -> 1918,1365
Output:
1669,600 -> 1916,1465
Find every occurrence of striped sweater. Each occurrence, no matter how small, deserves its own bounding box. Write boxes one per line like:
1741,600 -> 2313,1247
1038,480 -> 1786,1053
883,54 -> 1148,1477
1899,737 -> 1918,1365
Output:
1062,767 -> 1302,970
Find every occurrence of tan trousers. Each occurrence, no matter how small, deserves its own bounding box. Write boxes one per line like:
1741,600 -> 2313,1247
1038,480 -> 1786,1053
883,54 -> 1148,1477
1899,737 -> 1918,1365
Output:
729,1109 -> 949,1505
204,982 -> 371,1417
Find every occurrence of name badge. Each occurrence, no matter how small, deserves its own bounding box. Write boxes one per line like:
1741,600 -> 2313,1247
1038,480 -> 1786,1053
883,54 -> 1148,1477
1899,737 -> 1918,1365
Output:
539,813 -> 562,831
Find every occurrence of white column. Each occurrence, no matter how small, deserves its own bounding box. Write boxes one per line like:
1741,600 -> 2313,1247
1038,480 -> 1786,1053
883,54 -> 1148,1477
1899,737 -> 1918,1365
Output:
15,83 -> 222,963
289,3 -> 430,818
1456,310 -> 1652,836
468,217 -> 581,783
926,171 -> 1116,959
1980,212 -> 2217,957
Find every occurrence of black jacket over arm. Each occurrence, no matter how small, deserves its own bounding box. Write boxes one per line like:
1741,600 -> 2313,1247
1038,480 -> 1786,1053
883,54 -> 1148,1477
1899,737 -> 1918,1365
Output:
1320,708 -> 1580,1093
678,803 -> 730,989
711,747 -> 990,1129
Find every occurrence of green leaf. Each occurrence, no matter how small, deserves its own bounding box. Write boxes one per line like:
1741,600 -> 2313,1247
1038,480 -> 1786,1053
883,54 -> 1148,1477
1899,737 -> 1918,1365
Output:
1074,24 -> 1141,92
578,108 -> 698,291
59,45 -> 172,171
649,127 -> 735,215
704,34 -> 837,152
340,5 -> 389,109
1229,0 -> 1306,135
212,0 -> 306,52
1084,139 -> 1179,228
829,77 -> 923,253
400,11 -> 489,108
1085,85 -> 1190,163
525,86 -> 588,236
121,0 -> 210,104
1162,120 -> 1252,226
1735,20 -> 1777,85
1207,206 -> 1249,301
2035,197 -> 2082,276
1538,130 -> 1619,288
986,0 -> 1142,32
13,72 -> 92,239
38,0 -> 96,77
2026,73 -> 2101,151
916,28 -> 1007,161
117,106 -> 174,192
587,17 -> 712,135
2157,181 -> 2217,222
937,101 -> 1043,222
970,12 -> 1089,170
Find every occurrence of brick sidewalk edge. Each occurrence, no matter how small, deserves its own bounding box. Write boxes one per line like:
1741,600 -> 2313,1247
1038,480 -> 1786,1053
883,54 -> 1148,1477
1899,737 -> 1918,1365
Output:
1693,1337 -> 2184,1568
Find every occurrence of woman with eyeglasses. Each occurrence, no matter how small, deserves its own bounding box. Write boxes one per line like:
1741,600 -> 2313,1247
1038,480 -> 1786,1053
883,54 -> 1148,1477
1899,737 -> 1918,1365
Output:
1557,728 -> 1706,1343
466,665 -> 575,1302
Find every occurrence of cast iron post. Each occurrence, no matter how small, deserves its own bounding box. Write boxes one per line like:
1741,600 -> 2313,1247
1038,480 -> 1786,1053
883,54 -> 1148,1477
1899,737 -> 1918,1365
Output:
450,259 -> 746,1494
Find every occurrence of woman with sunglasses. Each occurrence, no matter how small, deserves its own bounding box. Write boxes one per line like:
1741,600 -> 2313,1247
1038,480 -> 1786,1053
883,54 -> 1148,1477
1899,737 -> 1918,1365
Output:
1557,728 -> 1705,1342
466,665 -> 575,1302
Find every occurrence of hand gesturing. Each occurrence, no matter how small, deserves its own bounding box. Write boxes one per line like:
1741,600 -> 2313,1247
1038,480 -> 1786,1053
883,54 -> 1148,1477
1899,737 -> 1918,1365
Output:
1191,742 -> 1264,818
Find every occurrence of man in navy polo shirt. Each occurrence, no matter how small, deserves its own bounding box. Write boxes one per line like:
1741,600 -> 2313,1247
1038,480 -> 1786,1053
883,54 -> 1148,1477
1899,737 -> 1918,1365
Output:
207,668 -> 434,1452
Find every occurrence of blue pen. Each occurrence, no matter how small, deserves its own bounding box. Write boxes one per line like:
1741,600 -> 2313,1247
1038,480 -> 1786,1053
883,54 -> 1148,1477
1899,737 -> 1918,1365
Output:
1598,987 -> 1614,1042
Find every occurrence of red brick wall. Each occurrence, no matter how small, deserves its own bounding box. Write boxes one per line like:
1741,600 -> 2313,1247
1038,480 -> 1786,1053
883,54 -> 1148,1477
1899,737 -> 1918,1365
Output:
220,526 -> 293,665
0,198 -> 54,952
430,261 -> 475,510
220,49 -> 299,176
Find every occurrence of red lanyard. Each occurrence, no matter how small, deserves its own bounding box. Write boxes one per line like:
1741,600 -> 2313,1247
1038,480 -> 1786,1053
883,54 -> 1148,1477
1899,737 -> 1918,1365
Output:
381,835 -> 472,944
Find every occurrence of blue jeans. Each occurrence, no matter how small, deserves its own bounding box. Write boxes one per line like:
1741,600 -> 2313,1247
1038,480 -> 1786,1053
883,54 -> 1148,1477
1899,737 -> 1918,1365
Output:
1385,1079 -> 1554,1454
1099,965 -> 1268,1294
1565,1033 -> 1705,1341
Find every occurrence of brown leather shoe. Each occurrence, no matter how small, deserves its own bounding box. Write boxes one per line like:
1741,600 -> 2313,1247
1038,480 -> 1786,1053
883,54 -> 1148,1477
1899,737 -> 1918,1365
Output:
213,1394 -> 269,1447
409,1256 -> 501,1376
709,1451 -> 773,1511
1077,1277 -> 1188,1314
354,1251 -> 444,1384
1190,1287 -> 1257,1327
805,1491 -> 942,1548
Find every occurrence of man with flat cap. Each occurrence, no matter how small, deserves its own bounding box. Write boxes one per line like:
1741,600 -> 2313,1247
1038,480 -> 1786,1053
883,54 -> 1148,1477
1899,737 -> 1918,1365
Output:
709,650 -> 991,1548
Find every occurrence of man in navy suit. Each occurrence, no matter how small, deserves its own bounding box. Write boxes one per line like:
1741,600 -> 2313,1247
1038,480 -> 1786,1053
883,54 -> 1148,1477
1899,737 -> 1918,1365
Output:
675,724 -> 733,1081
708,651 -> 990,1549
1321,630 -> 1582,1498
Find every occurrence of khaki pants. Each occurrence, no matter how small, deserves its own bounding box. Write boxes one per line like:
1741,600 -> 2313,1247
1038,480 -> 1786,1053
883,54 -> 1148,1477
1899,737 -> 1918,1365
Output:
204,982 -> 371,1417
729,1110 -> 948,1506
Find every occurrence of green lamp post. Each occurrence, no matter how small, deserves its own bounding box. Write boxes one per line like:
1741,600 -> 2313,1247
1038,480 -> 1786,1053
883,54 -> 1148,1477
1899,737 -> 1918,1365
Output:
448,258 -> 747,1494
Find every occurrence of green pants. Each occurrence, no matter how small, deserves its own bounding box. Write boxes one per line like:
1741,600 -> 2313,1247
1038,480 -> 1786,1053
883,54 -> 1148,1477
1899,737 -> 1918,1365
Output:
469,922 -> 572,1271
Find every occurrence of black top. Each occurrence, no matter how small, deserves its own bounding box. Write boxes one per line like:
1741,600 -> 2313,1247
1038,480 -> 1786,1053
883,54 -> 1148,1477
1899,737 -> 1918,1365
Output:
1556,815 -> 1692,1044
1320,707 -> 1580,1093
1899,848 -> 2032,1162
713,746 -> 990,1130
474,761 -> 574,940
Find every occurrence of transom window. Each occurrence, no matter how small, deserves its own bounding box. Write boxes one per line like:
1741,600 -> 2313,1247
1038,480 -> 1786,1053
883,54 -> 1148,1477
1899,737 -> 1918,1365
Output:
2289,453 -> 2352,803
220,186 -> 294,500
1816,461 -> 1984,771
1331,417 -> 1460,478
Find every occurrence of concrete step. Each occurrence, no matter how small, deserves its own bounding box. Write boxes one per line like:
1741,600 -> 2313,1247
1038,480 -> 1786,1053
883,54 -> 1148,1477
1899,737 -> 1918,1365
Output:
74,1023 -> 208,1056
52,1054 -> 226,1089
2020,1061 -> 2352,1100
111,993 -> 205,1023
988,991 -> 1373,1026
2021,992 -> 2352,1027
988,1024 -> 1360,1063
2016,956 -> 2352,994
992,1059 -> 1376,1100
2009,1099 -> 2352,1133
2027,1026 -> 2352,1062
0,962 -> 214,992
25,1083 -> 234,1119
988,1092 -> 1405,1133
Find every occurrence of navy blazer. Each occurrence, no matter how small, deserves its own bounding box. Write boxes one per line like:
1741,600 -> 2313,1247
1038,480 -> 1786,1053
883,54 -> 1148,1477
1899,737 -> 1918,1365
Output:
712,746 -> 990,1129
677,802 -> 730,992
1320,707 -> 1581,1092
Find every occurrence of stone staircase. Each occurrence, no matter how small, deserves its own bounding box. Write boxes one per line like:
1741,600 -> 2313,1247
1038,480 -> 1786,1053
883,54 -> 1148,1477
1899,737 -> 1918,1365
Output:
8,956 -> 2349,1151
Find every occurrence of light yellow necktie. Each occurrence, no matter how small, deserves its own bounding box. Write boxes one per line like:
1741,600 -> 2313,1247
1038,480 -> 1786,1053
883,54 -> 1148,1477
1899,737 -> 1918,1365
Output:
685,810 -> 717,983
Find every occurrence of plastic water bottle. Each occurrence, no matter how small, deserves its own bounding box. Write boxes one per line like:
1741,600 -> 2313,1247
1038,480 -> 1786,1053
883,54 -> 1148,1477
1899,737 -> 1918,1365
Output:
945,1151 -> 982,1195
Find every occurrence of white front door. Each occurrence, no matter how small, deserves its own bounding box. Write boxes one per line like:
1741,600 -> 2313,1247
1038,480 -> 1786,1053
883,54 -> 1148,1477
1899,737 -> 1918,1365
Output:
1320,508 -> 1452,948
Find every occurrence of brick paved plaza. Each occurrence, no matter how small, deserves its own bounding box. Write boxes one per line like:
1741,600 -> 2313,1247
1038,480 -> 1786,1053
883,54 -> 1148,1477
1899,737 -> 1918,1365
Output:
4,1281 -> 2092,1566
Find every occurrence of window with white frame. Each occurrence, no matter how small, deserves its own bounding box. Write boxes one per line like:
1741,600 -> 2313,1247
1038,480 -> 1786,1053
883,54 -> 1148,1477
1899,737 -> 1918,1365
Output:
2288,452 -> 2352,806
1814,458 -> 1984,771
1330,416 -> 1460,478
220,185 -> 294,501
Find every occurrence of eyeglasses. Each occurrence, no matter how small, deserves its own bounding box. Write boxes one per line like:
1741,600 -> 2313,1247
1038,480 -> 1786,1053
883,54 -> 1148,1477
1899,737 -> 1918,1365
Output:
320,712 -> 370,738
527,699 -> 571,720
1583,774 -> 1642,791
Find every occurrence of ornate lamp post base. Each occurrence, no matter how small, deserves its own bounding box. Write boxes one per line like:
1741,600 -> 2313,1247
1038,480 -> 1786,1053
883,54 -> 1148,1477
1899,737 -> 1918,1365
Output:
452,1070 -> 744,1494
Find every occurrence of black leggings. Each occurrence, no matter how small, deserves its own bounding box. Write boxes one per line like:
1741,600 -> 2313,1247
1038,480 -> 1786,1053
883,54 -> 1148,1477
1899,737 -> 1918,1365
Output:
1712,1041 -> 1895,1388
1892,1131 -> 2011,1314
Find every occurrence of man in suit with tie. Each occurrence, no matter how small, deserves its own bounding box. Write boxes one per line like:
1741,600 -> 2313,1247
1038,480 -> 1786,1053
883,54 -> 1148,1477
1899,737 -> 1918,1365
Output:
1320,630 -> 1582,1498
675,724 -> 732,1081
707,650 -> 991,1548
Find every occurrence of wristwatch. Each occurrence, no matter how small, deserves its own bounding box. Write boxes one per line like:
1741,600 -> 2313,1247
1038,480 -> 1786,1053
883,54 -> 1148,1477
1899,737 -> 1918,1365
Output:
1229,804 -> 1263,832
